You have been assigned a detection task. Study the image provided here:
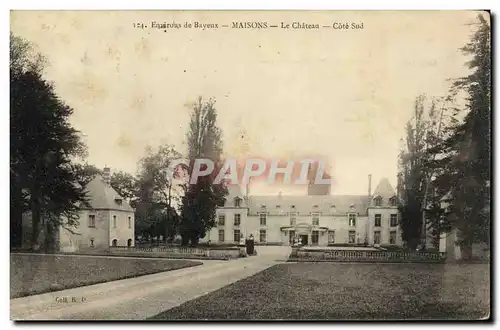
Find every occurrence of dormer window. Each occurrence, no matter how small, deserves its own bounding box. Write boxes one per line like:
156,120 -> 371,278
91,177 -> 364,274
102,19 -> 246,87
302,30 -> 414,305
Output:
374,197 -> 382,207
389,197 -> 397,207
114,197 -> 123,205
261,204 -> 267,209
276,205 -> 281,209
313,205 -> 318,209
291,205 -> 296,209
234,197 -> 241,208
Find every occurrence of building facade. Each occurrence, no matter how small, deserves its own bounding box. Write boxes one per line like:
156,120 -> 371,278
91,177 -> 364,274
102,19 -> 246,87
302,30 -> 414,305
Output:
202,177 -> 402,247
22,168 -> 135,252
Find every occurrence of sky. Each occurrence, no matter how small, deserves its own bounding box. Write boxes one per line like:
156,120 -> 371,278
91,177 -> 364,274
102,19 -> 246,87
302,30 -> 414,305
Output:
10,10 -> 480,195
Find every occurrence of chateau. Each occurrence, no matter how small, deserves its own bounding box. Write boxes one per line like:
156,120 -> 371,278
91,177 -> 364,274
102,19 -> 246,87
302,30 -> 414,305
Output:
202,175 -> 403,247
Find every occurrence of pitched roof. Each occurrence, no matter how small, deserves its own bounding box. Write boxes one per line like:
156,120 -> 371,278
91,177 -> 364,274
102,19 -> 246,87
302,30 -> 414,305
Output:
226,184 -> 245,198
372,177 -> 396,199
247,195 -> 370,215
83,175 -> 134,212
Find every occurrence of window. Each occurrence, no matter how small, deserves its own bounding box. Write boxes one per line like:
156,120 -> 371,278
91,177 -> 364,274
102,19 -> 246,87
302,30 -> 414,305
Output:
289,230 -> 295,244
218,214 -> 225,226
390,197 -> 397,207
88,215 -> 96,228
113,215 -> 117,228
233,229 -> 241,242
90,238 -> 95,247
276,205 -> 281,209
128,216 -> 132,228
112,239 -> 118,247
234,198 -> 241,208
127,238 -> 132,247
328,231 -> 335,243
312,231 -> 319,245
290,212 -> 297,226
375,214 -> 382,227
348,213 -> 356,227
259,213 -> 267,226
259,229 -> 267,243
348,231 -> 356,244
374,231 -> 381,244
218,229 -> 225,242
312,212 -> 320,226
374,197 -> 382,207
234,214 -> 241,226
389,231 -> 397,244
390,214 -> 398,227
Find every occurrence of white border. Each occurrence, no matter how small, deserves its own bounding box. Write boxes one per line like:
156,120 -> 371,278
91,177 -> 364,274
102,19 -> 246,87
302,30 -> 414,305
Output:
3,1 -> 498,329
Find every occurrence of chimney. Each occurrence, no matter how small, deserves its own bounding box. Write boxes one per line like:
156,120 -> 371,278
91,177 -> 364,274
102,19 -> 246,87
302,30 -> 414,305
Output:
368,174 -> 372,197
103,167 -> 111,185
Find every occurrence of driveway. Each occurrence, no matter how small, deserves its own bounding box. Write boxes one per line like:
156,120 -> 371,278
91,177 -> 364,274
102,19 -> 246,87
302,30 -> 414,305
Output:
10,246 -> 291,320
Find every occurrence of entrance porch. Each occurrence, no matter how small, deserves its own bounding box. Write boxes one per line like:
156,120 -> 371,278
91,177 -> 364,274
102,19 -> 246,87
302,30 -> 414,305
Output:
280,223 -> 329,246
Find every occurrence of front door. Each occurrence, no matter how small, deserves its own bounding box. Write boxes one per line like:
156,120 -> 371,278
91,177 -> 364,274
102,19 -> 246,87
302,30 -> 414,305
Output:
301,234 -> 308,246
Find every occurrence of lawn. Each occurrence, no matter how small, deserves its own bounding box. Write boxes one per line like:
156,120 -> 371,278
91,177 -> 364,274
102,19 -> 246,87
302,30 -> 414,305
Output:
10,254 -> 202,299
151,262 -> 490,320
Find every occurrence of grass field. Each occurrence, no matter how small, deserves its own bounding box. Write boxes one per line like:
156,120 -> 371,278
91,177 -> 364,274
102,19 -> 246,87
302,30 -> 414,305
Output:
10,254 -> 202,298
151,262 -> 490,320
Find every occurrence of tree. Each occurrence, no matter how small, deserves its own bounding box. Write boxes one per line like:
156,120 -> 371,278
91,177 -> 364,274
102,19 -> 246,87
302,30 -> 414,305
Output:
10,34 -> 88,251
431,14 -> 491,257
10,33 -> 46,249
110,171 -> 137,202
398,95 -> 447,250
72,163 -> 102,187
134,145 -> 183,242
180,97 -> 228,246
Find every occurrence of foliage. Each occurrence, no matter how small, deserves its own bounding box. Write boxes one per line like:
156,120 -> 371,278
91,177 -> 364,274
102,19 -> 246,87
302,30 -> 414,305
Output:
134,145 -> 183,241
10,37 -> 88,251
180,97 -> 228,246
397,95 -> 447,249
430,15 -> 491,250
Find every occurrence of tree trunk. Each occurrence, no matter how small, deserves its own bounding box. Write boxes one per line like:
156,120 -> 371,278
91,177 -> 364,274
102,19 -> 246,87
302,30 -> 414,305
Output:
10,208 -> 23,250
44,220 -> 56,253
181,233 -> 190,246
31,197 -> 41,251
461,244 -> 473,261
407,237 -> 420,251
10,182 -> 24,249
190,233 -> 199,247
166,184 -> 172,243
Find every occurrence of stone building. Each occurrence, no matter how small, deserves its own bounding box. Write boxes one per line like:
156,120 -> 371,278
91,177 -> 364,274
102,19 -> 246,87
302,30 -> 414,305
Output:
22,167 -> 135,252
201,176 -> 402,247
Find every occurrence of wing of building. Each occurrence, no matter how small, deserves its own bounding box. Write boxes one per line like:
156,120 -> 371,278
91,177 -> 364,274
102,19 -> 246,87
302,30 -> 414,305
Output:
21,167 -> 135,252
201,176 -> 402,247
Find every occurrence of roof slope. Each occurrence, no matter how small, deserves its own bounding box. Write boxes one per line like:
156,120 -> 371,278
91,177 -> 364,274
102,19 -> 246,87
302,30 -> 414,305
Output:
83,175 -> 134,212
372,177 -> 396,198
247,195 -> 370,215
